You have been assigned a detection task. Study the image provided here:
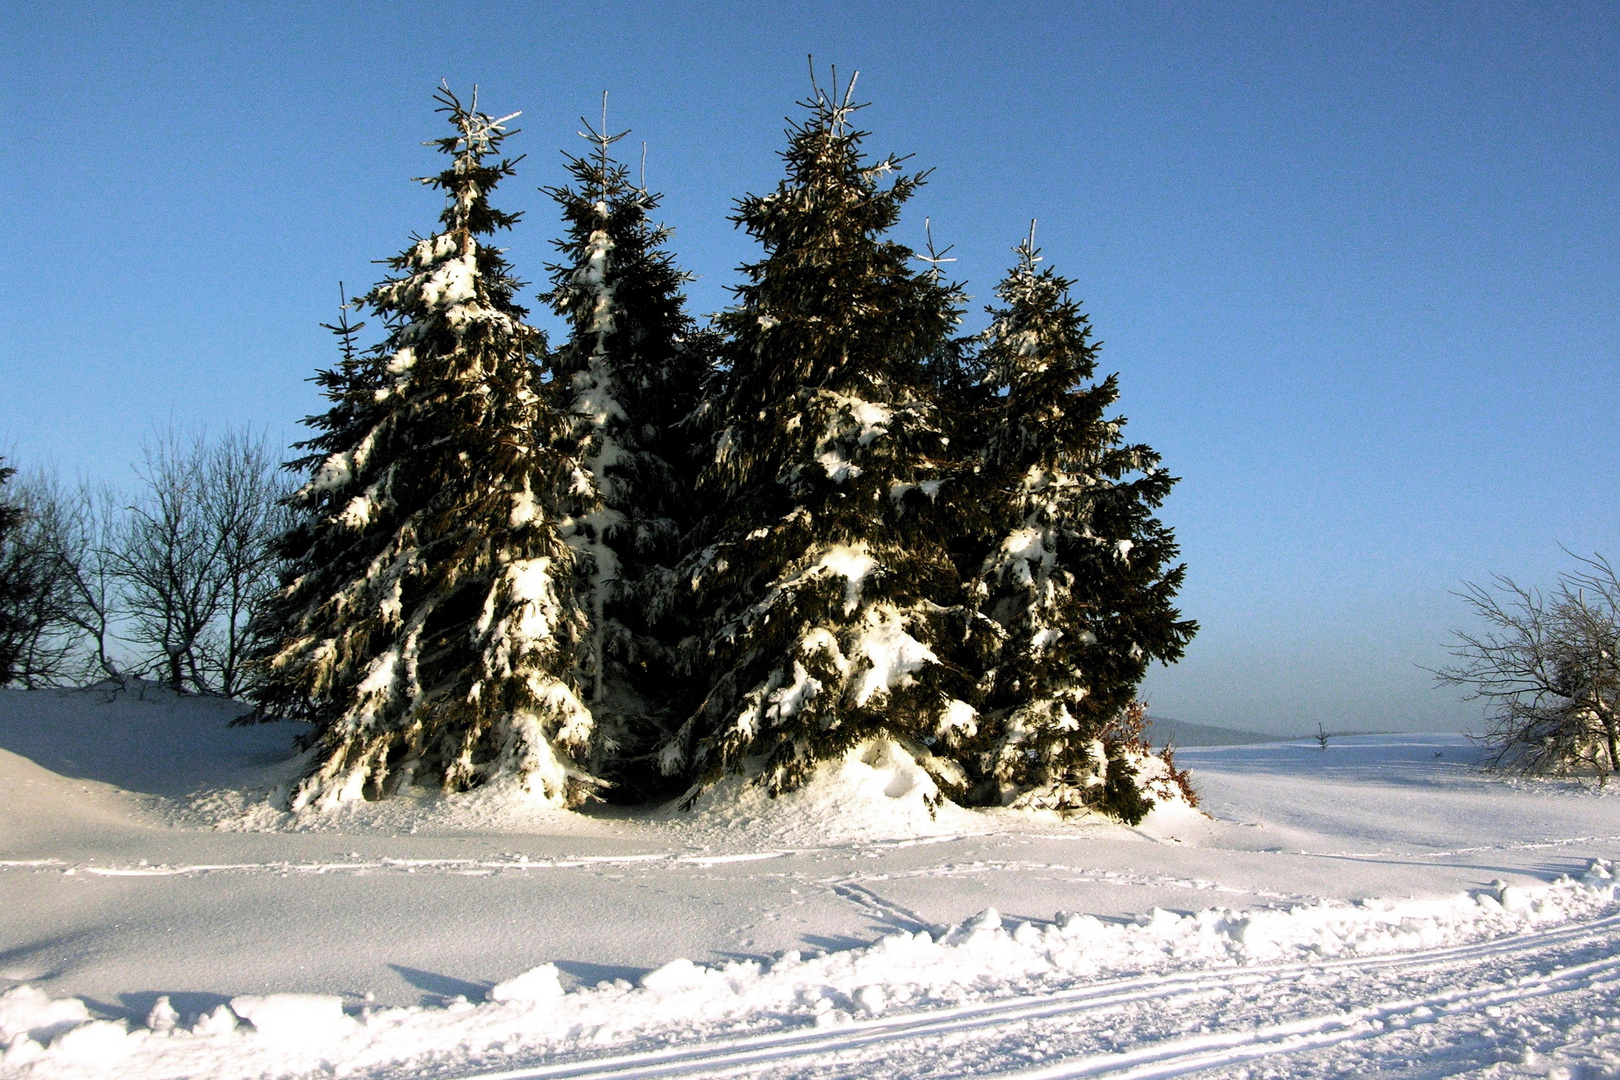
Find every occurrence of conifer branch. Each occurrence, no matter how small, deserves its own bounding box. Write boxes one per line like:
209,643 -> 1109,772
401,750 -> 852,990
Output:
576,93 -> 633,207
917,218 -> 957,283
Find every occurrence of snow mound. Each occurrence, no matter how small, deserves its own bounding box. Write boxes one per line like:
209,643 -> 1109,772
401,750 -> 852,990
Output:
0,683 -> 300,805
0,986 -> 89,1047
0,685 -> 1191,843
488,964 -> 564,1003
204,733 -> 1195,840
667,738 -> 989,845
228,995 -> 353,1041
203,771 -> 602,835
5,861 -> 1615,1080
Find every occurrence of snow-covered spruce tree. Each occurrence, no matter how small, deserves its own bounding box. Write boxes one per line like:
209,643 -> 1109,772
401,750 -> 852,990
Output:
253,87 -> 596,809
959,234 -> 1195,821
540,106 -> 713,795
663,75 -> 993,801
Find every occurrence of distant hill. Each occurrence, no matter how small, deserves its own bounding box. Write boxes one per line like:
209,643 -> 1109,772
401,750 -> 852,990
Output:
1143,717 -> 1280,747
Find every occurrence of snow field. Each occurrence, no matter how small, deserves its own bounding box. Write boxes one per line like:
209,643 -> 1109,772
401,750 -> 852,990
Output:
7,688 -> 1620,1077
2,863 -> 1618,1078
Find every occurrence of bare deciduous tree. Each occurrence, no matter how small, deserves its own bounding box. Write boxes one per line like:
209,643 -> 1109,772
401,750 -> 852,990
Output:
196,430 -> 294,696
114,428 -> 292,696
115,431 -> 223,691
52,483 -> 125,683
0,433 -> 290,695
0,474 -> 115,687
0,459 -> 36,684
1436,553 -> 1620,776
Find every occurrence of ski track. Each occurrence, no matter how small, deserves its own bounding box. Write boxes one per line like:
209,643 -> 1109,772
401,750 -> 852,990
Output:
423,910 -> 1620,1080
0,856 -> 1308,906
826,863 -> 1308,904
1286,833 -> 1620,862
827,882 -> 938,935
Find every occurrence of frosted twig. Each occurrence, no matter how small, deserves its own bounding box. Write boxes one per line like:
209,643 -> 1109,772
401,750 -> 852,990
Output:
917,218 -> 957,283
1019,220 -> 1043,267
576,91 -> 632,204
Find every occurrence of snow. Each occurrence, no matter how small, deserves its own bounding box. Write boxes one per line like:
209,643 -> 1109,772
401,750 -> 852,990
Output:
508,481 -> 539,527
353,646 -> 399,698
6,688 -> 1620,1078
939,698 -> 979,736
0,989 -> 88,1048
674,737 -> 977,846
337,490 -> 374,529
487,964 -> 564,1003
500,557 -> 563,647
850,606 -> 937,706
811,392 -> 892,482
384,345 -> 415,374
418,251 -> 478,310
850,400 -> 891,446
224,995 -> 351,1040
815,448 -> 856,482
815,544 -> 877,613
310,450 -> 352,492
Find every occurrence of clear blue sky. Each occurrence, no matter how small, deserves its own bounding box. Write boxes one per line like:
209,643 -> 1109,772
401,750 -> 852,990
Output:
4,1 -> 1616,734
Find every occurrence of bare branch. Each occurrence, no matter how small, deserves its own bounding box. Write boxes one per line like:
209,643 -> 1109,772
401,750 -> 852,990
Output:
1436,555 -> 1620,775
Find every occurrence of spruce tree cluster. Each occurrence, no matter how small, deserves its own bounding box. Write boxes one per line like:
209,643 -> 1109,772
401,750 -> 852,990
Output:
254,76 -> 1195,822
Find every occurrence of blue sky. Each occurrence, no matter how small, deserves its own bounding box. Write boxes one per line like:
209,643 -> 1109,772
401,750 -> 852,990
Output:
4,1 -> 1616,733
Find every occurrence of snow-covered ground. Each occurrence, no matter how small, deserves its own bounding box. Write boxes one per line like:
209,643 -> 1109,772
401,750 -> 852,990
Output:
3,686 -> 1619,1079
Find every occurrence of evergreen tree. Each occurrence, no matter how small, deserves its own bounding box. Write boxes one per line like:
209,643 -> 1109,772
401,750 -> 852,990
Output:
254,86 -> 596,809
663,74 -> 990,799
959,232 -> 1196,819
540,101 -> 713,793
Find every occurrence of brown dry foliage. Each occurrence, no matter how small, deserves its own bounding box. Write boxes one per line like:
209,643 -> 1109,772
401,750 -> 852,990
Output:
1102,700 -> 1199,808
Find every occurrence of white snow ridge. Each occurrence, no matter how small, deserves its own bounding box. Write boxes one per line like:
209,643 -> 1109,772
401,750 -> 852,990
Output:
5,687 -> 1620,1079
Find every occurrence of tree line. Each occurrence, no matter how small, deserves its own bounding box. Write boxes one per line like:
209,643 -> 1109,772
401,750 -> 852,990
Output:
2,76 -> 1202,820
0,430 -> 288,696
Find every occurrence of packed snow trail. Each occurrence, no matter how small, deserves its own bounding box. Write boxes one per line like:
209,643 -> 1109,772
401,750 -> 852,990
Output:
440,907 -> 1620,1080
5,865 -> 1620,1079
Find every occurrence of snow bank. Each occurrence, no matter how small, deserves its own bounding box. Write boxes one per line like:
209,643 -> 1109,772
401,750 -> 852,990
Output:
0,988 -> 88,1048
204,734 -> 1192,841
3,861 -> 1614,1079
0,685 -> 296,805
1,680 -> 1192,840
